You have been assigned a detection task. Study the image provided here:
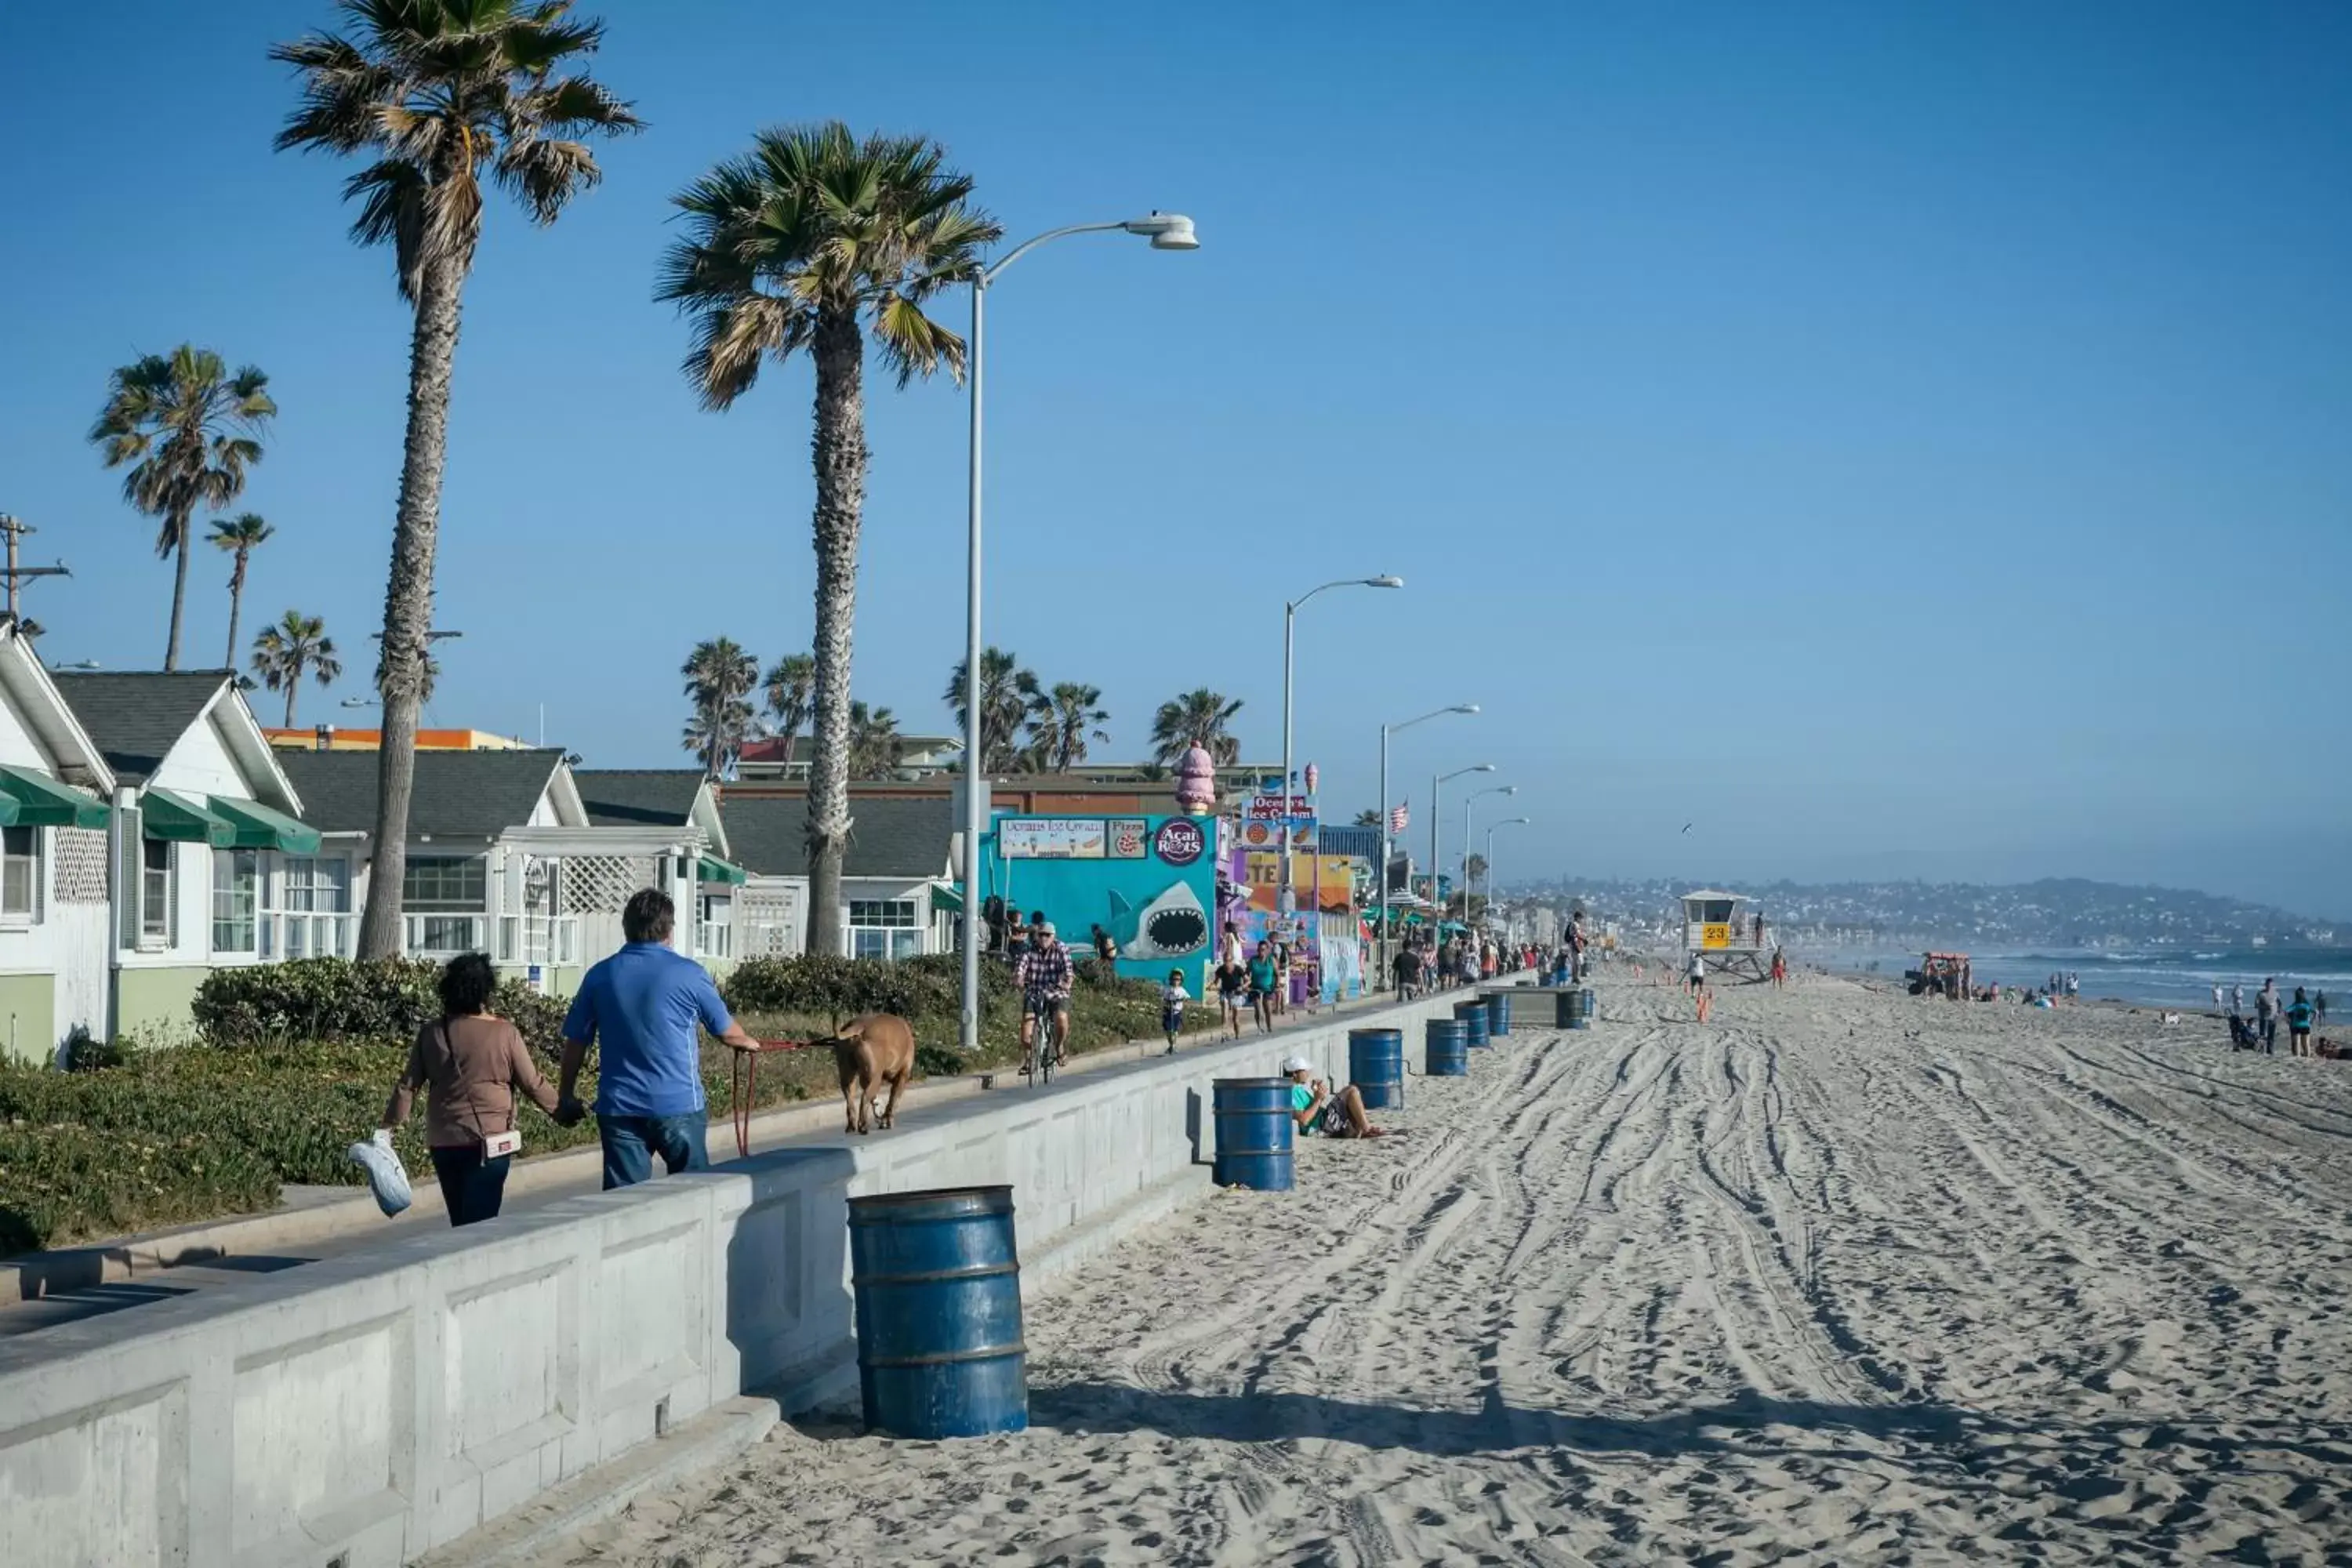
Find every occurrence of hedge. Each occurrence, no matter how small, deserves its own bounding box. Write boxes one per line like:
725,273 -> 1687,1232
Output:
720,953 -> 1013,1020
191,957 -> 568,1051
0,1123 -> 279,1257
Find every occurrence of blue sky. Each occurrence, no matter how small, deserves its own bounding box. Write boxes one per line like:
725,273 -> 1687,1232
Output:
2,2 -> 2346,915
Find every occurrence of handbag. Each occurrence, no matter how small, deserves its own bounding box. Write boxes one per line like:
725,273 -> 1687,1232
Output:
347,1128 -> 414,1217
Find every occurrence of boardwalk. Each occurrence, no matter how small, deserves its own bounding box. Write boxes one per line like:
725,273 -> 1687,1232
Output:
535,977 -> 2352,1566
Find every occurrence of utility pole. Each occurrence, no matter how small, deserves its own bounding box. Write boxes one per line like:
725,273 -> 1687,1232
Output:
0,515 -> 71,620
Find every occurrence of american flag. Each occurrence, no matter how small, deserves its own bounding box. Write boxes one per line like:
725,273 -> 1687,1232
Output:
1389,800 -> 1410,833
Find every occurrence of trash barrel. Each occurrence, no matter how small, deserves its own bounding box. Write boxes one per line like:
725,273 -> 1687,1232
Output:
1425,1017 -> 1469,1076
1212,1077 -> 1297,1191
1456,998 -> 1491,1048
848,1186 -> 1027,1439
1483,990 -> 1513,1037
1348,1027 -> 1405,1109
1571,987 -> 1595,1030
1553,987 -> 1579,1029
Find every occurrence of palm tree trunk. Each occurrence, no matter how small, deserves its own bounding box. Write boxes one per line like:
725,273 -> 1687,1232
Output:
804,307 -> 866,957
223,572 -> 244,673
164,510 -> 192,672
357,253 -> 466,960
284,677 -> 299,729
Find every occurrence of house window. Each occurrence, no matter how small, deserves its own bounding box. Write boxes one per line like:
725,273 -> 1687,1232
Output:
282,856 -> 352,913
402,855 -> 486,911
141,838 -> 173,944
1,826 -> 38,921
848,897 -> 921,962
211,849 -> 259,953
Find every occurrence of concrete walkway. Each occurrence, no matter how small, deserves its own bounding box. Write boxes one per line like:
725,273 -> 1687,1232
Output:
0,983 -> 1461,1341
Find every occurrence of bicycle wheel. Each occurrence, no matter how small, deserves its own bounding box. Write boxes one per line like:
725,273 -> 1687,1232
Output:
1040,1018 -> 1057,1083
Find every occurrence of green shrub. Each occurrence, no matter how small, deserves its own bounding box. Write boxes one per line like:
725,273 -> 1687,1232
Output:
721,953 -> 1013,1020
191,957 -> 568,1051
0,1122 -> 278,1254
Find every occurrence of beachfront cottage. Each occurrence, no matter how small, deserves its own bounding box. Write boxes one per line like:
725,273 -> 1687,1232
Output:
572,768 -> 746,972
52,670 -> 321,1043
274,749 -> 739,994
0,626 -> 119,1061
717,791 -> 958,960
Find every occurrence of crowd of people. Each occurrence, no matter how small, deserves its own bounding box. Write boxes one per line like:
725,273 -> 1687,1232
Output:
2216,978 -> 2332,1057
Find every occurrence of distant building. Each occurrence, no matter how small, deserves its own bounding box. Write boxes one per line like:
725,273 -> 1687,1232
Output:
263,725 -> 531,752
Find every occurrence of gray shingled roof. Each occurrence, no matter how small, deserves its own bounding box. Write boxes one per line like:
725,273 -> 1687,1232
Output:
719,793 -> 953,879
52,671 -> 232,786
276,749 -> 565,837
575,768 -> 705,830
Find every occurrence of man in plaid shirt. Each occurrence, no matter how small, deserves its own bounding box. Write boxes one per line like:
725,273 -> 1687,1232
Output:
1015,918 -> 1075,1073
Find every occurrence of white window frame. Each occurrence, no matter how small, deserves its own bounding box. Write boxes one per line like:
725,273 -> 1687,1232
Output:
402,853 -> 488,913
140,837 -> 174,949
0,825 -> 39,929
847,897 -> 922,963
211,847 -> 260,956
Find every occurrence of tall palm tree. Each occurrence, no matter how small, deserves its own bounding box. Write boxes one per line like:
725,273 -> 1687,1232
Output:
760,652 -> 815,771
1151,689 -> 1245,766
273,0 -> 640,959
848,702 -> 902,780
252,611 -> 343,728
1025,681 -> 1110,773
945,647 -> 1041,775
681,637 -> 758,777
89,347 -> 276,671
1352,808 -> 1381,828
659,122 -> 999,957
208,513 -> 275,669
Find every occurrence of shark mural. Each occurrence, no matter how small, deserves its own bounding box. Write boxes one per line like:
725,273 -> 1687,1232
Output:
1107,880 -> 1210,961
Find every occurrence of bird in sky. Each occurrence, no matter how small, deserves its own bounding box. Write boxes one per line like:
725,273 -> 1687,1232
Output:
1681,822 -> 1693,834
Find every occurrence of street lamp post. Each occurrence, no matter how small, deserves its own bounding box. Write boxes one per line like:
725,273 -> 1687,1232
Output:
1377,703 -> 1477,989
1279,575 -> 1401,935
1462,783 -> 1516,925
1485,816 -> 1530,935
960,212 -> 1197,1057
1431,763 -> 1495,938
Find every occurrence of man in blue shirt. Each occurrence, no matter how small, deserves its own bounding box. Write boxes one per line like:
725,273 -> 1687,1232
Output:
558,888 -> 757,1189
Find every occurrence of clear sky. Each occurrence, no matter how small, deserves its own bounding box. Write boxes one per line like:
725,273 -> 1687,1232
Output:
2,2 -> 2346,916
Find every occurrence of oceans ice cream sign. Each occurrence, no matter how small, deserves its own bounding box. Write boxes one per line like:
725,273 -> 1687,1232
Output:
989,813 -> 1220,979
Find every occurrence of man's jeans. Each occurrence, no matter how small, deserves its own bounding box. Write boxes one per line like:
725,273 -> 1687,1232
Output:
599,1110 -> 711,1191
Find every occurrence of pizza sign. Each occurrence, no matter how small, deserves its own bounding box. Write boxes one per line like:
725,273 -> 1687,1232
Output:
1153,818 -> 1206,866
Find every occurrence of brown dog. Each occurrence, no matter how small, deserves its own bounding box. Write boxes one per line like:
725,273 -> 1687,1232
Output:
833,1013 -> 916,1134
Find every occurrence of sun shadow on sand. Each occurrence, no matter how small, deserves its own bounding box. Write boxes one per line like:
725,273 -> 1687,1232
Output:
1030,1381 -> 1976,1461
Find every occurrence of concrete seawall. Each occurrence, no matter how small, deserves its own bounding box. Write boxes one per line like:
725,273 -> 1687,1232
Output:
0,985 -> 1501,1568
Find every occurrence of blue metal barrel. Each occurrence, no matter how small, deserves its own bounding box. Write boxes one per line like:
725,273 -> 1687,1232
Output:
1425,1018 -> 1469,1076
848,1185 -> 1027,1438
1456,999 -> 1491,1048
1212,1077 -> 1296,1191
1571,987 -> 1595,1030
1552,988 -> 1578,1028
1483,990 -> 1513,1036
1348,1027 -> 1405,1109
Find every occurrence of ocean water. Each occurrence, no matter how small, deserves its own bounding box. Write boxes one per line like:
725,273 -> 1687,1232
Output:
1828,946 -> 2352,1010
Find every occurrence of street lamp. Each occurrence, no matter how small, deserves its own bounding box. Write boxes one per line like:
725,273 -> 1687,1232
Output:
1462,784 -> 1517,924
1279,575 -> 1402,930
960,212 -> 1198,1055
1376,704 -> 1476,989
1485,816 -> 1530,931
1432,764 -> 1495,931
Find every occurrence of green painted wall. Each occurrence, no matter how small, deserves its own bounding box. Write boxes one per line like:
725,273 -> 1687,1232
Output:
0,973 -> 55,1065
116,967 -> 213,1045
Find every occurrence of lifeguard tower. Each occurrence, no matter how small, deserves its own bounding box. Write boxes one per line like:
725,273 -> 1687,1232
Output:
1679,889 -> 1771,982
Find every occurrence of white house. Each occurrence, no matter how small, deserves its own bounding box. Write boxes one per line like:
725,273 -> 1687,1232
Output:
0,626 -> 118,1061
52,670 -> 320,1043
274,749 -> 739,994
717,792 -> 957,960
573,768 -> 744,971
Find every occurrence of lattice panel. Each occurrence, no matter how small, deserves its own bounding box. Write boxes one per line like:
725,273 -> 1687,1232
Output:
739,887 -> 801,956
561,854 -> 659,914
52,827 -> 108,905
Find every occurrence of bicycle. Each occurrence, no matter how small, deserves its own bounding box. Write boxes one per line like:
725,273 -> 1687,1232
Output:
1022,996 -> 1066,1087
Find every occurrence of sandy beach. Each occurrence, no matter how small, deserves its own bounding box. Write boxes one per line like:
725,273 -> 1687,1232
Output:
524,973 -> 2352,1566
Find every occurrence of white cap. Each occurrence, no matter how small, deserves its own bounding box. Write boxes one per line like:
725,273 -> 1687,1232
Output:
1281,1054 -> 1312,1074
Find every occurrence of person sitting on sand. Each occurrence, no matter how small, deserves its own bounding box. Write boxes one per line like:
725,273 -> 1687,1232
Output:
1282,1054 -> 1386,1138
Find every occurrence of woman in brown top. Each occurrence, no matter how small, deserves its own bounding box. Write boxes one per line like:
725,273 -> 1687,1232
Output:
382,953 -> 563,1227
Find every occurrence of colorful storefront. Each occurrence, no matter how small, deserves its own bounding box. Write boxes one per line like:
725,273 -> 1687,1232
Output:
983,814 -> 1219,987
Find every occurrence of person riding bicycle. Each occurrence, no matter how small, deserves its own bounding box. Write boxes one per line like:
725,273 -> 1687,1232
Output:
1015,919 -> 1076,1073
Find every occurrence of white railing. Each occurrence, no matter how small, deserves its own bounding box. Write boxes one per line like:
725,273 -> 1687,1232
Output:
495,914 -> 579,967
261,911 -> 355,960
405,913 -> 490,957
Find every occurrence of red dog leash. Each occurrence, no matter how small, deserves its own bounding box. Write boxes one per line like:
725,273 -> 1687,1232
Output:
733,1038 -> 813,1158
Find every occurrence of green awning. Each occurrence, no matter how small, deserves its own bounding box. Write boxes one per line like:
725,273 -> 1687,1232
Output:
0,766 -> 107,830
697,854 -> 747,886
143,787 -> 238,846
931,884 -> 964,913
208,795 -> 321,854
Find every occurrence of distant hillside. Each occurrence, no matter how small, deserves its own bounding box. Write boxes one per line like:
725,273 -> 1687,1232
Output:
1512,875 -> 2342,949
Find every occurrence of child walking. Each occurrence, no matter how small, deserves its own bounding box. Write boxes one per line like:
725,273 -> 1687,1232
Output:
1161,969 -> 1191,1054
